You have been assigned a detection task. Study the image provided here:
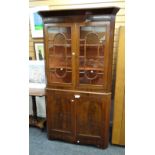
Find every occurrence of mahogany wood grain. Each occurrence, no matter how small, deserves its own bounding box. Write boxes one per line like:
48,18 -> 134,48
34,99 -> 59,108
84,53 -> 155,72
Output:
39,7 -> 119,149
46,89 -> 75,142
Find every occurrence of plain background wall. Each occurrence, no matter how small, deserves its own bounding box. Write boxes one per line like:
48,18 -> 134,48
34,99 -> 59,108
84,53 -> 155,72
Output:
29,0 -> 125,117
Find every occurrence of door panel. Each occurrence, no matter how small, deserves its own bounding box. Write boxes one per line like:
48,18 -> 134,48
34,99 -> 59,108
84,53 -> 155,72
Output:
45,24 -> 73,86
46,89 -> 75,142
76,22 -> 110,90
75,93 -> 106,147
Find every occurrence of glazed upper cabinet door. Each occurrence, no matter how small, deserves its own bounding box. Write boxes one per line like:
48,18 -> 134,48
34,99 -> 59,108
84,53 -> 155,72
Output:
76,22 -> 110,90
46,90 -> 75,142
45,24 -> 74,87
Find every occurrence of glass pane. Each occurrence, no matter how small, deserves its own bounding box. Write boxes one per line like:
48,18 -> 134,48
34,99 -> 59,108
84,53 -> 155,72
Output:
79,26 -> 106,85
47,27 -> 72,83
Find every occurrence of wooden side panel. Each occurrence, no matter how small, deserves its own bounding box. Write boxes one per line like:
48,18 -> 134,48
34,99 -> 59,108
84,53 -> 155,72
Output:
112,26 -> 125,145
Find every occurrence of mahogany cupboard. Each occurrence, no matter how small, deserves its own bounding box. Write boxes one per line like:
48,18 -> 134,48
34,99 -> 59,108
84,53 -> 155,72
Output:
39,7 -> 119,149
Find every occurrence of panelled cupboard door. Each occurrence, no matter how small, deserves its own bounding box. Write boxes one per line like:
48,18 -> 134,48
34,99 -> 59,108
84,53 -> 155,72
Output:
76,93 -> 111,148
76,21 -> 110,91
46,90 -> 75,142
44,24 -> 74,88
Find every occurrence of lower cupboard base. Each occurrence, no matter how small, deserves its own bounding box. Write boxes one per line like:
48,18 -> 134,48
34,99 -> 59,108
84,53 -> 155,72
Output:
46,89 -> 111,149
47,134 -> 108,149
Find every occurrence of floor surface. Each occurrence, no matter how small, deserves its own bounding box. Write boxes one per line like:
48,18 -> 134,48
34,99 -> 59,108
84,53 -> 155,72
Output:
29,127 -> 125,155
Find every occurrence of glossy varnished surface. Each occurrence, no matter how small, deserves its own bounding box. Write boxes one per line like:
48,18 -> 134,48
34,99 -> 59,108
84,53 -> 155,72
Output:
38,7 -> 119,18
47,89 -> 111,148
39,7 -> 119,149
47,90 -> 75,142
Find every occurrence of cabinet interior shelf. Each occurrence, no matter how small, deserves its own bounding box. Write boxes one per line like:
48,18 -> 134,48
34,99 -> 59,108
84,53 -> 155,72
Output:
79,56 -> 104,58
80,44 -> 105,47
49,67 -> 103,71
48,39 -> 71,41
79,71 -> 104,75
79,67 -> 104,71
49,55 -> 72,58
48,44 -> 105,47
49,55 -> 104,58
49,67 -> 71,70
48,44 -> 71,47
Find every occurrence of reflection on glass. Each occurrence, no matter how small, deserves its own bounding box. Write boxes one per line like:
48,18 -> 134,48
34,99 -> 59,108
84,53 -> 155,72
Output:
79,26 -> 106,85
47,27 -> 72,83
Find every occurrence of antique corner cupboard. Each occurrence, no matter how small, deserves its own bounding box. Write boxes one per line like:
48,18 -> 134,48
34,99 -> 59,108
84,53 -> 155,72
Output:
39,7 -> 119,149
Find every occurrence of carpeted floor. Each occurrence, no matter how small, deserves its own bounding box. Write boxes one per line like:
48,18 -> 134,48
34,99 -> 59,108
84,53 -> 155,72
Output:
29,127 -> 125,155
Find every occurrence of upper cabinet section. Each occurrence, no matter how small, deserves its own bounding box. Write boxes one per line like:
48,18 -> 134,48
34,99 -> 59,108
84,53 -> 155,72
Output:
39,7 -> 119,91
